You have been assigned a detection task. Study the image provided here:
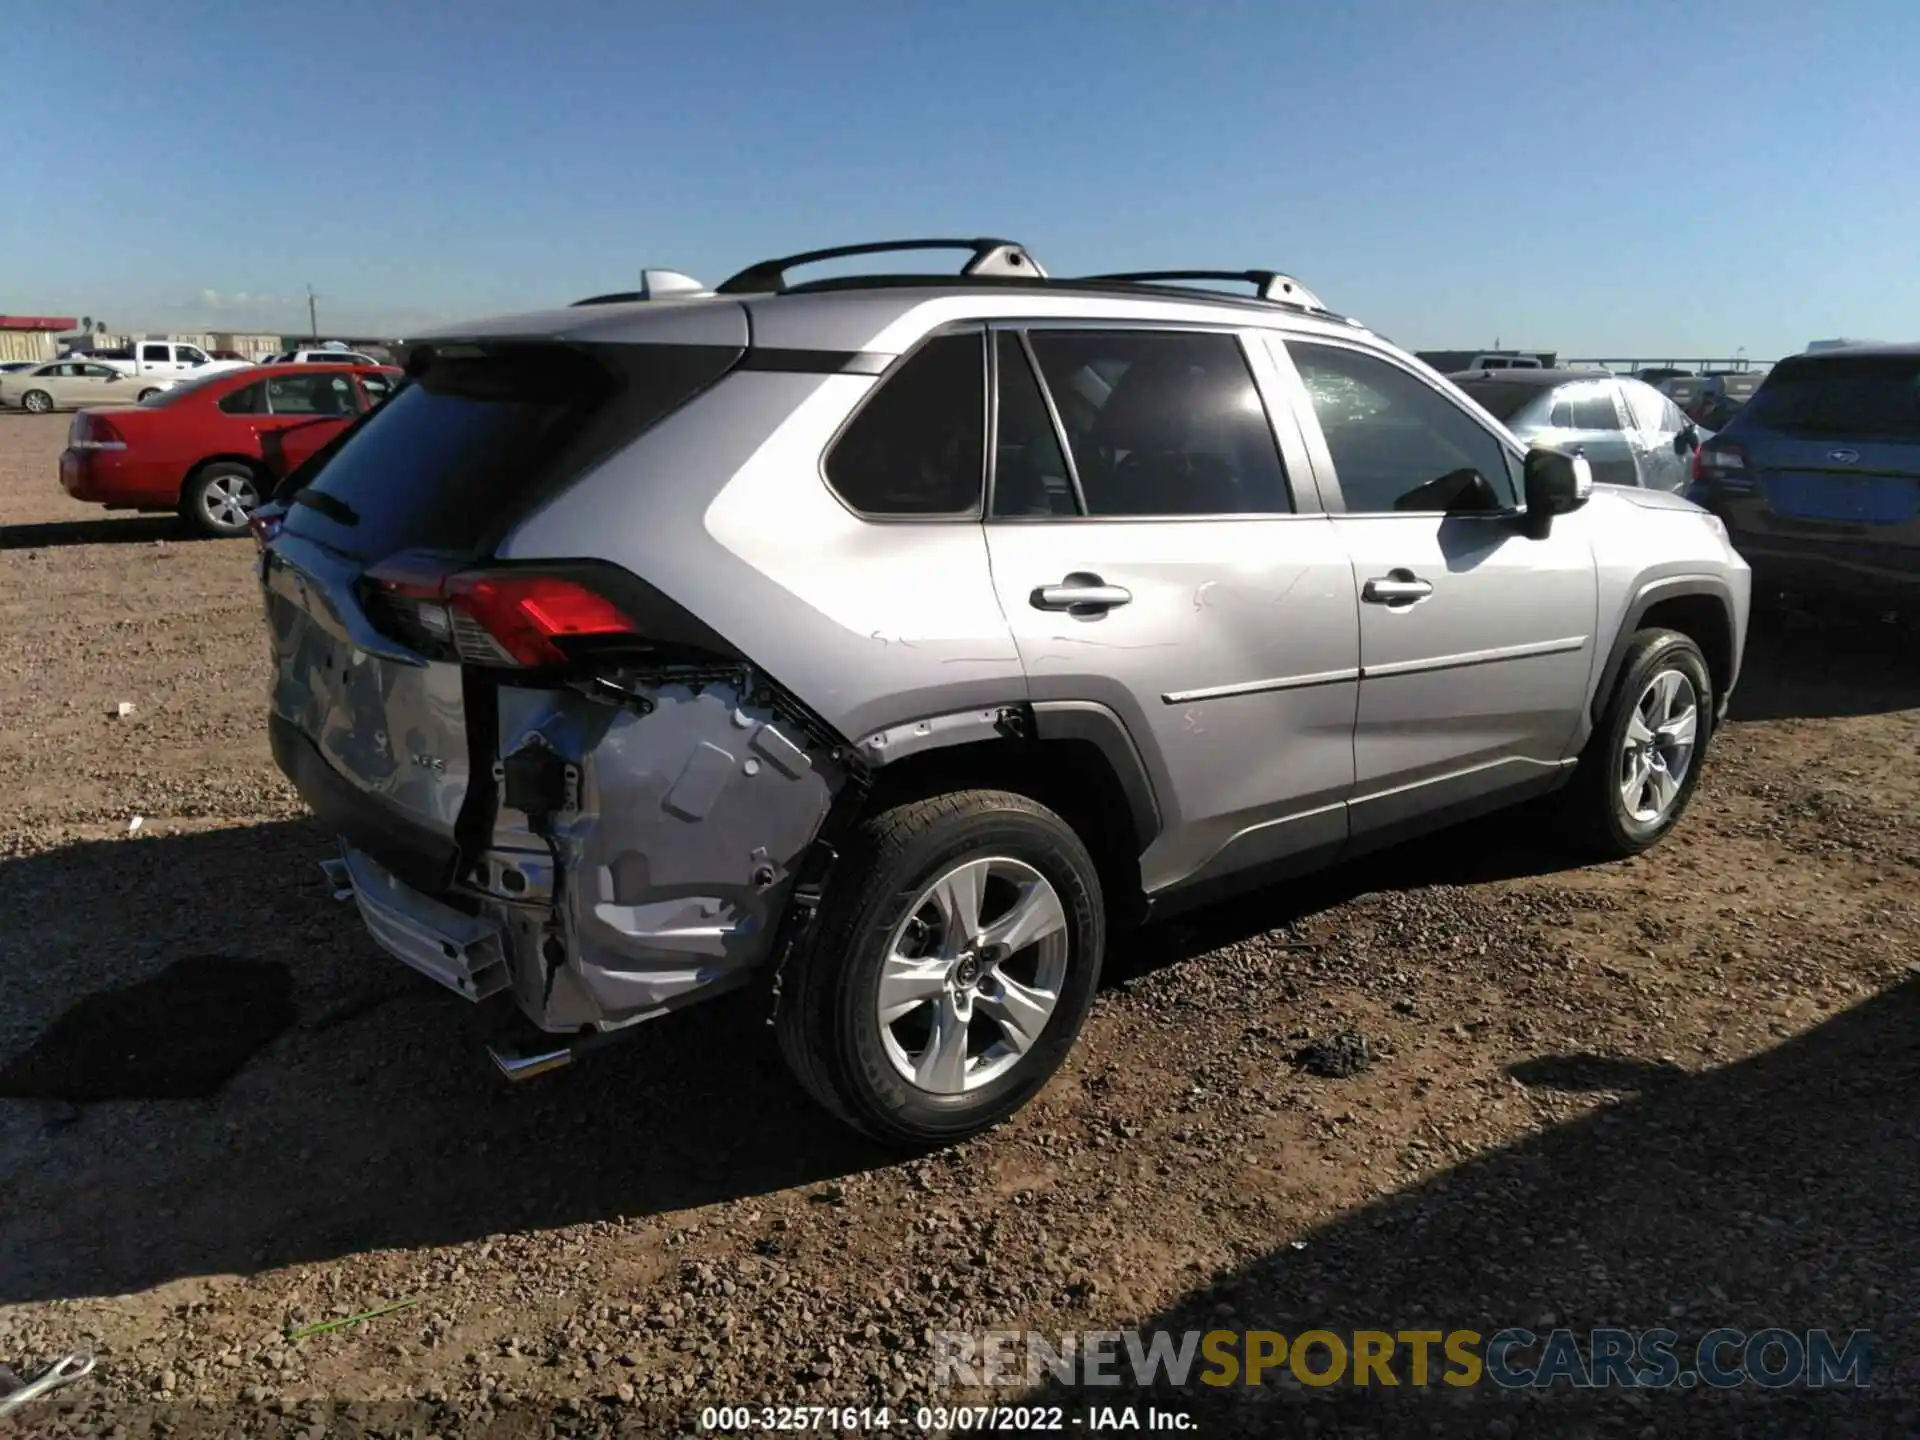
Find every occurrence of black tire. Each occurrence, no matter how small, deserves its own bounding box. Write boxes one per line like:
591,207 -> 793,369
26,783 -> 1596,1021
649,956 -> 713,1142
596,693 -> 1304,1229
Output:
21,389 -> 53,415
776,789 -> 1105,1148
138,387 -> 161,402
180,461 -> 263,538
1560,628 -> 1714,859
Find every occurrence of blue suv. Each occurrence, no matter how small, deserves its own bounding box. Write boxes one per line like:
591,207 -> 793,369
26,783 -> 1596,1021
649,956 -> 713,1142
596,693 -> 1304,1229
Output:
1689,344 -> 1920,612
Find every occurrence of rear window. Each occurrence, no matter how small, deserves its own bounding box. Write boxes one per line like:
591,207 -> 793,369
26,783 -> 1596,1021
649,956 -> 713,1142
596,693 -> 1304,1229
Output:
1741,356 -> 1920,440
1452,380 -> 1541,422
280,342 -> 739,561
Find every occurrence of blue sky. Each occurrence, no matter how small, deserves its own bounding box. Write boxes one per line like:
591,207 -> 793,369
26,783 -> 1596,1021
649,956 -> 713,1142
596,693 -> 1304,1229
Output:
7,0 -> 1917,359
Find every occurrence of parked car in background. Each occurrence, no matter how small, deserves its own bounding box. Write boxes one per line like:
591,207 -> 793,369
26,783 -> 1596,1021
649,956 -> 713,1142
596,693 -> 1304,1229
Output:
262,347 -> 382,366
208,349 -> 252,362
250,238 -> 1749,1145
1688,343 -> 1920,611
58,362 -> 400,536
1634,367 -> 1693,386
94,341 -> 251,398
1449,369 -> 1701,491
1663,372 -> 1764,430
1466,352 -> 1543,371
0,360 -> 41,375
0,358 -> 146,413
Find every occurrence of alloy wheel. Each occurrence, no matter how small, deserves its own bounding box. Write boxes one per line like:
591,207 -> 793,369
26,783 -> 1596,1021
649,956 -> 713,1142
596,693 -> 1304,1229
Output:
1619,667 -> 1699,823
876,856 -> 1070,1095
201,472 -> 261,530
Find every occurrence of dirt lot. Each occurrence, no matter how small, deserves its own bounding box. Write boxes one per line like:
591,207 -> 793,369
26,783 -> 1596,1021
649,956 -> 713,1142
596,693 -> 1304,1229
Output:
2,408 -> 1917,1438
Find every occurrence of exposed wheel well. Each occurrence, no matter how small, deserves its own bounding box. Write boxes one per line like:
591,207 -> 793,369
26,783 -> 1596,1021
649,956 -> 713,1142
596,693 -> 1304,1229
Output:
853,738 -> 1149,928
1639,594 -> 1734,701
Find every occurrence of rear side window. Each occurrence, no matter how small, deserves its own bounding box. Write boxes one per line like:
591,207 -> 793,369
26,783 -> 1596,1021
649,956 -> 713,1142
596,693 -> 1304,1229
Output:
1567,383 -> 1623,430
1742,357 -> 1920,439
266,372 -> 358,416
826,332 -> 985,517
1025,330 -> 1291,516
218,382 -> 265,415
281,343 -> 738,561
141,344 -> 170,362
991,334 -> 1077,518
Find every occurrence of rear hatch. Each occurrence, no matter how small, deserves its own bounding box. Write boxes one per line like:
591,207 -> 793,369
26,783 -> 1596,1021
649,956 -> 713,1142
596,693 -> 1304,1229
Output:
262,334 -> 742,890
1735,353 -> 1920,535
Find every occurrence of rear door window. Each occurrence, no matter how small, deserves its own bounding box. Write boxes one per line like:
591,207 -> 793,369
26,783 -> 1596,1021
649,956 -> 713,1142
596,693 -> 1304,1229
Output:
280,342 -> 736,562
1023,329 -> 1291,516
1743,356 -> 1920,439
266,372 -> 358,416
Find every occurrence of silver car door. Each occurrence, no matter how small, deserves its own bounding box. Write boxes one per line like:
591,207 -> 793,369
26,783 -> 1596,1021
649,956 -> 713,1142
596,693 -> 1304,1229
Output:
984,324 -> 1359,896
1278,337 -> 1598,844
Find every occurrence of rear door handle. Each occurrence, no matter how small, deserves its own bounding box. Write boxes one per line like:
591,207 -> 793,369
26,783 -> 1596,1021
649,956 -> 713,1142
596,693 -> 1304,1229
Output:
1031,574 -> 1133,613
1363,573 -> 1434,605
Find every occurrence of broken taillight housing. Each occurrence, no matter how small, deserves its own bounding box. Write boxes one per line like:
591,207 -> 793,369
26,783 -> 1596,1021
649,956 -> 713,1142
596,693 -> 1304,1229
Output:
361,563 -> 643,668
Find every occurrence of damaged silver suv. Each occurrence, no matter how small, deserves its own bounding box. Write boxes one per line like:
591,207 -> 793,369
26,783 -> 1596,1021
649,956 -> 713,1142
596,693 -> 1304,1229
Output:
257,238 -> 1750,1146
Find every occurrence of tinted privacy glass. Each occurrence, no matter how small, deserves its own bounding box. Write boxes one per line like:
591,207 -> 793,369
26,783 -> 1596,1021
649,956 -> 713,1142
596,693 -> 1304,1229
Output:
991,334 -> 1077,518
218,383 -> 265,415
826,332 -> 985,516
281,343 -> 735,561
1025,330 -> 1290,516
1742,357 -> 1920,439
1288,341 -> 1516,512
141,345 -> 170,362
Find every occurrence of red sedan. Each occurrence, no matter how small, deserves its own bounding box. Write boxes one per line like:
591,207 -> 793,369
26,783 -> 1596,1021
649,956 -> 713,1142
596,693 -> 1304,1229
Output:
59,362 -> 401,536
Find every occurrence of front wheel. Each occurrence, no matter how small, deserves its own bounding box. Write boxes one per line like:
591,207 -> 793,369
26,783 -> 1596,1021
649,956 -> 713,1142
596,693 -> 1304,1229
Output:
776,789 -> 1105,1148
138,387 -> 161,402
1560,628 -> 1714,859
21,389 -> 53,414
181,461 -> 263,538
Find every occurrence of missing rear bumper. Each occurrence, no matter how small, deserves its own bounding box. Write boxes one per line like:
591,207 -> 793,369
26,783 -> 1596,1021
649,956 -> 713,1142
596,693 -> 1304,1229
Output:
335,844 -> 511,1002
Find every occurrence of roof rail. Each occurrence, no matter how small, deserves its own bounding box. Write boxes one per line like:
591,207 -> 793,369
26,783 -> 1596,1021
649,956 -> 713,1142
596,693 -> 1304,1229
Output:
571,269 -> 712,307
1082,269 -> 1328,313
716,238 -> 1046,295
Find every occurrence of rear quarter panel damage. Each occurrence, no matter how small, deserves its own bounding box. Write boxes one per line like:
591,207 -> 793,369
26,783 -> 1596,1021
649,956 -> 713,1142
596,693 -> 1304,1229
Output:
478,678 -> 849,1031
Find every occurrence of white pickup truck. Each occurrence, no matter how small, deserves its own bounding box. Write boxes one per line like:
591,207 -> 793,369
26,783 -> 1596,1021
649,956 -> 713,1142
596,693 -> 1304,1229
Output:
90,342 -> 251,398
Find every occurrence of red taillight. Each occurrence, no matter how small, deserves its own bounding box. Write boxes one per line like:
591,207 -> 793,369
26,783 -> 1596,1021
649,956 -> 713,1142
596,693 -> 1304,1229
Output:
363,565 -> 641,668
1692,439 -> 1749,486
446,573 -> 641,667
69,414 -> 127,450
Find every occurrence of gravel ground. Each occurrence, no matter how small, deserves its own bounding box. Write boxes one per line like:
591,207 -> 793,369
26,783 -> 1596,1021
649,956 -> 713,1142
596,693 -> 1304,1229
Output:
1,409 -> 1916,1438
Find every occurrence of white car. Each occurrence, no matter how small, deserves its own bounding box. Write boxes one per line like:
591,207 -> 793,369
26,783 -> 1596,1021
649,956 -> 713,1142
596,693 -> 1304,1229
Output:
0,359 -> 145,413
262,347 -> 382,366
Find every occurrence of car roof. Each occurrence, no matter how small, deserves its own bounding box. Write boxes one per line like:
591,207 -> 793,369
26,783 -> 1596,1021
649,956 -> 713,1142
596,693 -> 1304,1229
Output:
1446,368 -> 1625,387
1785,341 -> 1920,361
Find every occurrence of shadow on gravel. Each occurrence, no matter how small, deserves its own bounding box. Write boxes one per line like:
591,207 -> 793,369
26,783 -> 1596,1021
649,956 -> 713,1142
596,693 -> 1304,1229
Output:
0,821 -> 885,1306
0,956 -> 296,1100
1009,979 -> 1920,1438
0,515 -> 200,550
1730,609 -> 1920,723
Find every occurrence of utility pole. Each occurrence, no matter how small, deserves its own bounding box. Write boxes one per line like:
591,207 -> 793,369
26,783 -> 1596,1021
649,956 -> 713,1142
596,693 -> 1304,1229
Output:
307,285 -> 319,343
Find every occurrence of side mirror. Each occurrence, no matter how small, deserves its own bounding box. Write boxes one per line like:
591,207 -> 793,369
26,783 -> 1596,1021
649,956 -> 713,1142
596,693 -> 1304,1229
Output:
1522,446 -> 1593,536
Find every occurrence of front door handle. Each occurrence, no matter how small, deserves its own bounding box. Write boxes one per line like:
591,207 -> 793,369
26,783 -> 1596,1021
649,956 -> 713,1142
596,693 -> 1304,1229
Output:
1031,573 -> 1133,613
1363,572 -> 1434,605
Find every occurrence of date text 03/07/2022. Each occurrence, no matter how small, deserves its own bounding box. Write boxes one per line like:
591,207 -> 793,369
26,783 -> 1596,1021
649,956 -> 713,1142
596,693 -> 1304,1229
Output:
697,1403 -> 1195,1432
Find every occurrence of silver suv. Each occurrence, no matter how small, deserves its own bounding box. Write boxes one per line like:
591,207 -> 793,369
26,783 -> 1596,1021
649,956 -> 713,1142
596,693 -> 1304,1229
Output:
256,238 -> 1751,1146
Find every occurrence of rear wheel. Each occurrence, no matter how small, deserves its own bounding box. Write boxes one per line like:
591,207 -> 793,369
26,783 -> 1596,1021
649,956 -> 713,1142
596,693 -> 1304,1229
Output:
776,789 -> 1105,1148
181,461 -> 263,538
1560,628 -> 1713,859
21,389 -> 53,415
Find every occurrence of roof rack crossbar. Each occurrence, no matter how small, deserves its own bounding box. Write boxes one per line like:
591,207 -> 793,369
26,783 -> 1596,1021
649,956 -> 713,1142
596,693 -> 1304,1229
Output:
1083,269 -> 1328,312
716,238 -> 1047,294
